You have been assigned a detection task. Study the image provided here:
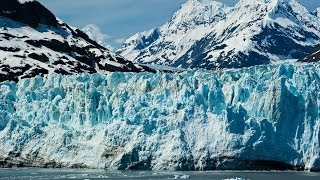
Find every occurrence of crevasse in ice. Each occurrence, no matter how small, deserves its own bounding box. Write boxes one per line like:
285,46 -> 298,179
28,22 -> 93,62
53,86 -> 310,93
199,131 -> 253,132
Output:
0,62 -> 319,170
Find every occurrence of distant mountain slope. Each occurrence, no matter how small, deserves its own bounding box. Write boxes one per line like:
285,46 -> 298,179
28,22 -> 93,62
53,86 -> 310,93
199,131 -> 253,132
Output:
118,0 -> 320,69
0,0 -> 152,82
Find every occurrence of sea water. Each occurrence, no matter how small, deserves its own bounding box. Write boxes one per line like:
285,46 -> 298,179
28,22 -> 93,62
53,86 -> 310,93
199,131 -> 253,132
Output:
0,169 -> 320,180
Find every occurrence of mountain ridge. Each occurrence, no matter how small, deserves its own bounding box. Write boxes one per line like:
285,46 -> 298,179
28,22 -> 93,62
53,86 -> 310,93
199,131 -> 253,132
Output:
0,0 -> 153,82
118,0 -> 320,69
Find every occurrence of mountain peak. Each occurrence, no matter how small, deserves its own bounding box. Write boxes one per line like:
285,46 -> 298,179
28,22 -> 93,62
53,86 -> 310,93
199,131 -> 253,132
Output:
0,0 -> 153,82
237,0 -> 292,5
235,0 -> 302,15
235,0 -> 307,15
170,0 -> 227,28
0,0 -> 58,28
119,0 -> 320,69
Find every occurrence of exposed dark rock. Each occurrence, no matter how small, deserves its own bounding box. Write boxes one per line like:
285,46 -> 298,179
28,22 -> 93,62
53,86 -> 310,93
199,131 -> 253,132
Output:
0,46 -> 20,52
0,64 -> 32,82
0,0 -> 58,28
299,44 -> 320,63
25,39 -> 72,53
12,55 -> 26,59
28,53 -> 49,62
74,29 -> 106,50
54,68 -> 72,75
20,67 -> 49,79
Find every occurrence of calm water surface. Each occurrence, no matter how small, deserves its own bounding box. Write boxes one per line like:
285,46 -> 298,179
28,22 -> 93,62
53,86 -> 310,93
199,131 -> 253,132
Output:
0,168 -> 320,180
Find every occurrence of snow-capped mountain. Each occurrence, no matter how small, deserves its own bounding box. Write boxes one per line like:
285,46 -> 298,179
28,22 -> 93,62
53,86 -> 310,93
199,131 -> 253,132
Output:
0,0 -> 152,82
118,0 -> 320,69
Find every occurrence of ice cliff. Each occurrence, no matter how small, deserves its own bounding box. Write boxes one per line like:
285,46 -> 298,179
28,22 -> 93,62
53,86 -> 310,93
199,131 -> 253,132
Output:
0,62 -> 320,171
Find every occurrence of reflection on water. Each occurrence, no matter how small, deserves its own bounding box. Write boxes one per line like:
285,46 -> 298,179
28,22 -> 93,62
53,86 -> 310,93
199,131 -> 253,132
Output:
0,168 -> 320,180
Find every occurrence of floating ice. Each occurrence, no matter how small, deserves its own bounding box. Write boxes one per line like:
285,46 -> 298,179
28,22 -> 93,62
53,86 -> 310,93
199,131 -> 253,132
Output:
222,178 -> 247,180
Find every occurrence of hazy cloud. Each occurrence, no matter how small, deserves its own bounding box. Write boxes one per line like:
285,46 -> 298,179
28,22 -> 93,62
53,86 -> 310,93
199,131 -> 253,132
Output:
82,24 -> 114,50
115,38 -> 126,44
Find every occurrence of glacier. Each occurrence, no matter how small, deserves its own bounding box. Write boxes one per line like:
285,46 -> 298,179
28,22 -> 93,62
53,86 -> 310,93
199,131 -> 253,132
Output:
0,62 -> 320,171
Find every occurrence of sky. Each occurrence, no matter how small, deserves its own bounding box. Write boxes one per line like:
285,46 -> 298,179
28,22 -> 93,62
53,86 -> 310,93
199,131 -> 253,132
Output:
39,0 -> 320,49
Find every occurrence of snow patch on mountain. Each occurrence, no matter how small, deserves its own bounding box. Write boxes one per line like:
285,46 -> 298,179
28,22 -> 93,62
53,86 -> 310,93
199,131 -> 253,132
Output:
18,0 -> 34,3
0,62 -> 320,171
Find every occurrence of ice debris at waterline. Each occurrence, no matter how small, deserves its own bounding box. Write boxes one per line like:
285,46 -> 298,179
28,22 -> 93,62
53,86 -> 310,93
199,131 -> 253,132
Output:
0,62 -> 320,171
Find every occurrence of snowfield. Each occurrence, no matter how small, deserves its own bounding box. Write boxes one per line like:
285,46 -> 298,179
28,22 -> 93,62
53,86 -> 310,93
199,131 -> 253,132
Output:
0,62 -> 320,171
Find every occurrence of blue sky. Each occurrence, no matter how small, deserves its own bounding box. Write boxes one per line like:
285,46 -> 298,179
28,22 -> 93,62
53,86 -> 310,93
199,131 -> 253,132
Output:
40,0 -> 320,48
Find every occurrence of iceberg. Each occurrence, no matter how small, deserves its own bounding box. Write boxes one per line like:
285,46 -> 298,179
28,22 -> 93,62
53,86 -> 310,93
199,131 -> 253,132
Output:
0,62 -> 320,171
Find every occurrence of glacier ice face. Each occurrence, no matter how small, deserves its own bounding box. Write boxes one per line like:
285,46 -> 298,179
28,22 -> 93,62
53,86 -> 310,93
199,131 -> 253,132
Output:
0,62 -> 320,171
